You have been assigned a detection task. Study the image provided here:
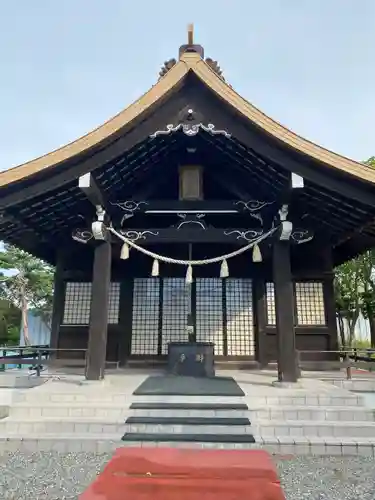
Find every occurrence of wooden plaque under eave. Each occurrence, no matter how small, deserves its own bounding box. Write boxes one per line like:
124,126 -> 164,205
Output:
179,165 -> 204,200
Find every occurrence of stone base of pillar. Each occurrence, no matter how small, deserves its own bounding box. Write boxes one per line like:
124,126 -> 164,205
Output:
272,380 -> 303,389
80,379 -> 108,387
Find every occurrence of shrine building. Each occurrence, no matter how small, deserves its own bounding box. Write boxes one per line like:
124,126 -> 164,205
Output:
1,27 -> 375,382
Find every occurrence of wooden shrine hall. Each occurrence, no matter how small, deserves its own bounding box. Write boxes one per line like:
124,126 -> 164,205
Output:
1,26 -> 375,382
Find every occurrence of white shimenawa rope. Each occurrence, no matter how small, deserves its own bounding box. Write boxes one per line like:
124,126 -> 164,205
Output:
109,225 -> 278,266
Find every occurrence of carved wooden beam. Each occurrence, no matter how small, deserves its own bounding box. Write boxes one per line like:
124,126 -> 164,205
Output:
78,173 -> 108,210
110,199 -> 278,217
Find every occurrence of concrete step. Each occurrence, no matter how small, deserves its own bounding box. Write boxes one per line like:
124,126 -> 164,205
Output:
0,434 -> 374,456
259,436 -> 375,457
9,403 -> 131,419
9,403 -> 372,422
126,416 -> 250,425
0,417 -> 125,434
124,415 -> 252,436
0,434 -> 121,453
121,432 -> 256,444
130,408 -> 249,418
257,420 -> 375,438
16,392 -> 132,405
129,403 -> 373,421
135,394 -> 364,407
253,406 -> 375,422
129,402 -> 249,418
124,423 -> 253,435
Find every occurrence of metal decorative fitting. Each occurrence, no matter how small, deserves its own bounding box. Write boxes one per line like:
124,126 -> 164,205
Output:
223,229 -> 263,242
150,122 -> 231,139
119,230 -> 159,242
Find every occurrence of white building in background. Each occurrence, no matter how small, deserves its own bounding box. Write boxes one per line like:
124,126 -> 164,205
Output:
337,313 -> 371,344
19,311 -> 51,346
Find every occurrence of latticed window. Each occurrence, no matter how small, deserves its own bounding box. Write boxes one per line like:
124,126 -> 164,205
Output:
225,279 -> 255,356
62,282 -> 120,325
131,278 -> 160,355
295,282 -> 326,325
162,278 -> 191,354
196,278 -> 224,355
265,282 -> 276,325
265,281 -> 326,326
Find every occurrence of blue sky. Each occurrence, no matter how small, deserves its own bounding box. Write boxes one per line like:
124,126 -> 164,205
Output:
0,0 -> 374,171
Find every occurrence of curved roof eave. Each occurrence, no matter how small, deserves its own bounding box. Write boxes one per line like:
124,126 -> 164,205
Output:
1,50 -> 374,188
0,58 -> 190,188
191,57 -> 375,184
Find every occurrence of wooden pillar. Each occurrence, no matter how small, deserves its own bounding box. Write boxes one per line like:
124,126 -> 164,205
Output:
254,279 -> 268,368
273,241 -> 298,382
86,241 -> 112,380
49,254 -> 65,355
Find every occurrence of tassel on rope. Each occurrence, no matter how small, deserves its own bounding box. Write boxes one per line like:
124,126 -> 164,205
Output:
120,242 -> 130,260
151,259 -> 159,277
252,243 -> 262,263
220,258 -> 229,278
186,265 -> 193,284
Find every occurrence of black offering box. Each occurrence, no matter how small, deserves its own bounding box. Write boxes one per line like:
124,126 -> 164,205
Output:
167,342 -> 215,377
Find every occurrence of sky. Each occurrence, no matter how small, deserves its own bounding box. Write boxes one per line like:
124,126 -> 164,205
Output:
0,0 -> 374,171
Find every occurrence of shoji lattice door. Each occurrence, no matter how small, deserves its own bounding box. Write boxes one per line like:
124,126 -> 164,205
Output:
196,278 -> 224,355
225,279 -> 255,356
161,278 -> 191,354
131,278 -> 160,355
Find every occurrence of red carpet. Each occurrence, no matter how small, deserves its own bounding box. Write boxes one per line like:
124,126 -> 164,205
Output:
80,447 -> 286,500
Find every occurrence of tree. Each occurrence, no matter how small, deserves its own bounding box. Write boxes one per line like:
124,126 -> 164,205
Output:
0,244 -> 54,345
0,299 -> 21,346
360,157 -> 375,346
334,258 -> 364,347
333,156 -> 375,348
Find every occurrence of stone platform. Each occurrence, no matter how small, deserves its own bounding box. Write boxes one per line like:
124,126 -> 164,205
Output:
0,369 -> 375,456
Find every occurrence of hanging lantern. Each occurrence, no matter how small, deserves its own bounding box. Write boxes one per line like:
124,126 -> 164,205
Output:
252,243 -> 262,263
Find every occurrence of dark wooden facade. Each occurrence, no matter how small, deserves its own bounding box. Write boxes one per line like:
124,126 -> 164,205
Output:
1,30 -> 375,381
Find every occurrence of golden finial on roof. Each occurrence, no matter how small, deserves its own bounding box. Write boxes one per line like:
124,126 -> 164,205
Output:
187,23 -> 194,45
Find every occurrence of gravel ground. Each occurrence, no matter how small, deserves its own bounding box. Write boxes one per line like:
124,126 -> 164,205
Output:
0,452 -> 375,499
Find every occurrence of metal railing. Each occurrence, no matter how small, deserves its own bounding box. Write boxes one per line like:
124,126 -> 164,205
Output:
296,349 -> 375,380
0,346 -> 88,377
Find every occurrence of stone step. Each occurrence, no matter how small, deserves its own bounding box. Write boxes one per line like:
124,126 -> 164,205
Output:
9,403 -> 372,422
258,436 -> 375,457
130,408 -> 249,418
0,417 -> 125,434
250,395 -> 364,407
124,415 -> 253,435
129,401 -> 249,418
126,416 -> 250,425
121,432 -> 256,444
16,392 -> 132,404
257,420 -> 375,438
125,417 -> 253,436
0,433 -> 374,456
0,434 -> 121,453
253,406 -> 375,422
124,423 -> 253,435
135,394 -> 364,407
17,392 -> 362,407
129,405 -> 373,421
9,403 -> 131,419
129,402 -> 249,410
